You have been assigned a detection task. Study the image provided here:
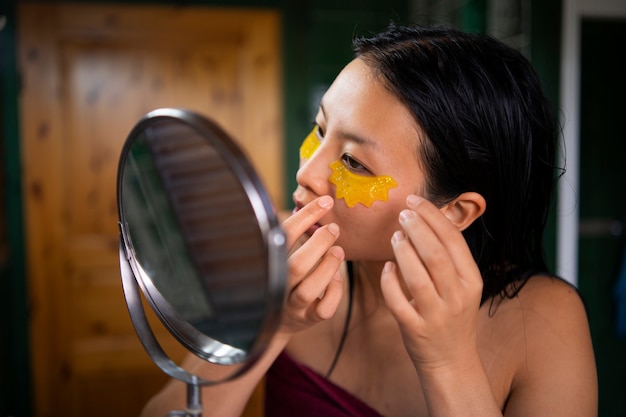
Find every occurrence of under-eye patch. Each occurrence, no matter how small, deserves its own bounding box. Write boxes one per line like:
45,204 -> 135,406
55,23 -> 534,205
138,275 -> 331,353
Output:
299,127 -> 321,160
328,160 -> 398,208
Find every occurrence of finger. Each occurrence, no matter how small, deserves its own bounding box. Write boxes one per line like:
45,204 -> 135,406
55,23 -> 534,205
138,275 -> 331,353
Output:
289,245 -> 344,309
398,207 -> 460,301
390,229 -> 441,314
282,196 -> 334,249
406,196 -> 481,284
287,223 -> 341,285
380,261 -> 421,324
314,270 -> 344,320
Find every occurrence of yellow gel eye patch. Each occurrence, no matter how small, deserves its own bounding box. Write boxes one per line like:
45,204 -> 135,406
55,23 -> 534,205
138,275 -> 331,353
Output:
299,127 -> 320,159
328,160 -> 398,208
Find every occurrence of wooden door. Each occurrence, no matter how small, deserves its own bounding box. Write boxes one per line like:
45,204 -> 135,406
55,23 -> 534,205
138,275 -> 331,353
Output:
18,3 -> 282,416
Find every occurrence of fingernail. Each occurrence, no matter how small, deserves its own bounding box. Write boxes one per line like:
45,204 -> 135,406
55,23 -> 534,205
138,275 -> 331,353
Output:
383,261 -> 394,273
406,194 -> 420,207
392,230 -> 405,243
329,246 -> 343,259
328,223 -> 340,236
332,271 -> 343,281
399,209 -> 416,222
318,195 -> 333,208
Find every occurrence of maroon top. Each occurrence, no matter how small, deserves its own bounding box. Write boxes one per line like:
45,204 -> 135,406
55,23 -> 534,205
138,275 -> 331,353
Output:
265,351 -> 385,417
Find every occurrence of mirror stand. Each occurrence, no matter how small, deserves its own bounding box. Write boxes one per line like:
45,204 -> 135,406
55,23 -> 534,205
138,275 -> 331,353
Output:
166,380 -> 202,417
119,242 -> 209,417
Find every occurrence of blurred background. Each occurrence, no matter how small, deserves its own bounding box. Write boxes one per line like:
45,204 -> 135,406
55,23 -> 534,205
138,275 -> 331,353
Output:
1,0 -> 624,416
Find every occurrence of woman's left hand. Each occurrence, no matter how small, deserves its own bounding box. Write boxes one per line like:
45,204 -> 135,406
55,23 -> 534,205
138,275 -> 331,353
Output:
380,194 -> 484,374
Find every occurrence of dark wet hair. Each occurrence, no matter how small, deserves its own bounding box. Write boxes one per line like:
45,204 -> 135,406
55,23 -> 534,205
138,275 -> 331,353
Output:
354,24 -> 562,304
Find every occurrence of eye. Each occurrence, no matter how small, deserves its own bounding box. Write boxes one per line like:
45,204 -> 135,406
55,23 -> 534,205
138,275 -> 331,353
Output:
341,154 -> 370,174
314,123 -> 325,140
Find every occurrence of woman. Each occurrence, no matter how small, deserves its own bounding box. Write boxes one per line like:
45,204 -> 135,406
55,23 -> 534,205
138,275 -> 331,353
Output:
142,24 -> 597,417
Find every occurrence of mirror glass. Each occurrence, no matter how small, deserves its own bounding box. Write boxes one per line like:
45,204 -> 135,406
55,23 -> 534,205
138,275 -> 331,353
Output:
118,108 -> 285,366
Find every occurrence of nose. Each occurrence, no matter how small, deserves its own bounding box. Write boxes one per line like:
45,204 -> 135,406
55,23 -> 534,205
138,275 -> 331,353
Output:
295,146 -> 333,196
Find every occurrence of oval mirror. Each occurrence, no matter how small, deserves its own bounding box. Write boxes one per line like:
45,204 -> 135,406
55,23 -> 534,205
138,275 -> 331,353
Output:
117,108 -> 286,379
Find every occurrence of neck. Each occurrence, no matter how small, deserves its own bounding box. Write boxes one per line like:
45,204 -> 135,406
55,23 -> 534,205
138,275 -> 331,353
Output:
350,260 -> 412,313
349,260 -> 388,312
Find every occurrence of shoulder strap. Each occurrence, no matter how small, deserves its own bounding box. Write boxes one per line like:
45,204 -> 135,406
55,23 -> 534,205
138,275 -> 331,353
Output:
325,261 -> 354,379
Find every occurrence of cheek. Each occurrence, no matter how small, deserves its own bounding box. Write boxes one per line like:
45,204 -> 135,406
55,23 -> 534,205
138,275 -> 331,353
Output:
327,168 -> 423,258
333,200 -> 405,260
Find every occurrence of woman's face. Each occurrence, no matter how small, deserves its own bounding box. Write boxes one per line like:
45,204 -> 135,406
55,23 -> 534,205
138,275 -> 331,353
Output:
292,58 -> 427,261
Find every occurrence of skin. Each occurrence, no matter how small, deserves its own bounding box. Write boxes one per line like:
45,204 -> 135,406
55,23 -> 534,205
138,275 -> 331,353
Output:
141,58 -> 597,417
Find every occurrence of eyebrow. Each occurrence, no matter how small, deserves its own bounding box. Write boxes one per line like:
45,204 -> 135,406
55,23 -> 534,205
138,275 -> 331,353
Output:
319,103 -> 382,152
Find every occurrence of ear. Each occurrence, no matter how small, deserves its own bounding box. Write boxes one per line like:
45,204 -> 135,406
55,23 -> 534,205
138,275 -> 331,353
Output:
440,192 -> 486,231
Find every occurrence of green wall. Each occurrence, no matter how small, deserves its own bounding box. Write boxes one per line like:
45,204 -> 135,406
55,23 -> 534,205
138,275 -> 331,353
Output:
530,0 -> 562,272
578,19 -> 626,417
1,0 -> 29,415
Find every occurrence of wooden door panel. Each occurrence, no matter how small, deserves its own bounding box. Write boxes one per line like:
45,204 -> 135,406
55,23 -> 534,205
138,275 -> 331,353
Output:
19,4 -> 282,416
64,43 -> 242,234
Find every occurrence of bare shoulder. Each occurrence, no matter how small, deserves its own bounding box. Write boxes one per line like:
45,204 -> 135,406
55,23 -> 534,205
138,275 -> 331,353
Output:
515,275 -> 588,324
510,274 -> 594,366
500,275 -> 598,416
483,275 -> 590,346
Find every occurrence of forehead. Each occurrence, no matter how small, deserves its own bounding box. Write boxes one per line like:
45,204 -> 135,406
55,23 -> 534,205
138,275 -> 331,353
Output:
320,59 -> 421,153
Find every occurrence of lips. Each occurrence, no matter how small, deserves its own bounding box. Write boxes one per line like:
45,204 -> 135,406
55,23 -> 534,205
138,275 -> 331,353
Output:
306,223 -> 321,236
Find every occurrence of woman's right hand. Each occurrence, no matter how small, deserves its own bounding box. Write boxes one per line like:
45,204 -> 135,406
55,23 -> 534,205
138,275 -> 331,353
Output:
278,195 -> 345,335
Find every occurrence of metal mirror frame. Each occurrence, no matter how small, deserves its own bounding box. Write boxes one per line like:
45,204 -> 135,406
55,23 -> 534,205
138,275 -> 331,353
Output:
116,108 -> 286,406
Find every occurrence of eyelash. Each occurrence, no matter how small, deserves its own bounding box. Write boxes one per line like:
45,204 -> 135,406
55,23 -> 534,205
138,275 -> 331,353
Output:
312,122 -> 371,175
341,154 -> 369,174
